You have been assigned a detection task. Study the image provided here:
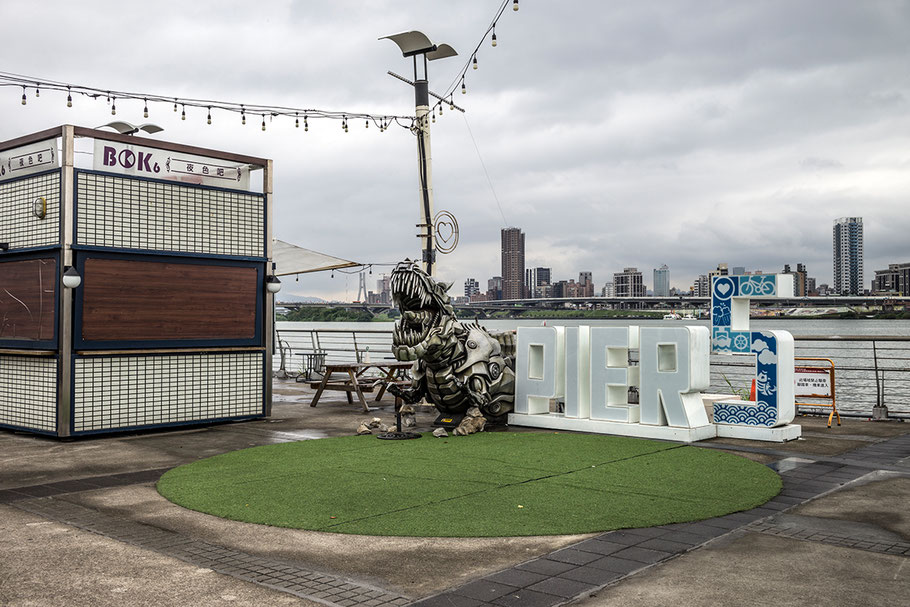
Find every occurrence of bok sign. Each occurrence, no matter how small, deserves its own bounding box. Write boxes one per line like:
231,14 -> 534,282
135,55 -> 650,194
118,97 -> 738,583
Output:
93,140 -> 251,190
508,274 -> 801,442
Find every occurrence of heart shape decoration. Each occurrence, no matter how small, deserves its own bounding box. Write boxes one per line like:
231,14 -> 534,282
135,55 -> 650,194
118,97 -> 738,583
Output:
436,221 -> 454,244
717,282 -> 731,296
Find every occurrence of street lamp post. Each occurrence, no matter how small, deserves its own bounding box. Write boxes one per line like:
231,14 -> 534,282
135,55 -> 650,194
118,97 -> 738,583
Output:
381,31 -> 456,277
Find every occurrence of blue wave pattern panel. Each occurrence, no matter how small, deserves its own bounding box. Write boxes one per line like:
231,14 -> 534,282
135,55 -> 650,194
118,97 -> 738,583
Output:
713,331 -> 779,427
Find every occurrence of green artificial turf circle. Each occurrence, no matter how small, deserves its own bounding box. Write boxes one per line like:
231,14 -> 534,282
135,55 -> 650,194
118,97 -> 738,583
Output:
157,432 -> 781,537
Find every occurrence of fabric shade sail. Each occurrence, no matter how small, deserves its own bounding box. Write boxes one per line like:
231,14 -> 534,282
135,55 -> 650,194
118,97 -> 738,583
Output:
272,239 -> 360,276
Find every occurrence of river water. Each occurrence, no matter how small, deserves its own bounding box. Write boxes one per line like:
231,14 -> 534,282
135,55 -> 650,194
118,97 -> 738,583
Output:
276,318 -> 910,417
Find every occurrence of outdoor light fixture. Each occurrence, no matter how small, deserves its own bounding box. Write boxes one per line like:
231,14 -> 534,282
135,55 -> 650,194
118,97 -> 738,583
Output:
62,266 -> 81,289
266,274 -> 281,294
97,122 -> 164,136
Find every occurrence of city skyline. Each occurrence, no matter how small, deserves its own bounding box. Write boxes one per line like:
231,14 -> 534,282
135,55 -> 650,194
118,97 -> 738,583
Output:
1,2 -> 908,302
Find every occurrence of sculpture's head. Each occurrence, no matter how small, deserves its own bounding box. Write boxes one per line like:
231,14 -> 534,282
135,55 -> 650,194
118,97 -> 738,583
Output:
390,260 -> 457,361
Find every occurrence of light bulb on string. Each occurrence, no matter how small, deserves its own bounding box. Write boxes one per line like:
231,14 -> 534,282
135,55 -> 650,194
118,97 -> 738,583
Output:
21,87 -> 26,105
295,112 -> 299,128
432,111 -> 436,123
365,119 -> 368,129
207,107 -> 212,125
461,78 -> 466,94
242,111 -> 246,125
144,99 -> 149,118
173,99 -> 178,112
66,87 -> 72,108
473,55 -> 478,70
491,26 -> 497,47
513,0 -> 519,11
261,114 -> 266,131
439,103 -> 443,115
111,97 -> 116,115
449,97 -> 454,110
181,105 -> 186,120
304,114 -> 308,131
35,85 -> 40,98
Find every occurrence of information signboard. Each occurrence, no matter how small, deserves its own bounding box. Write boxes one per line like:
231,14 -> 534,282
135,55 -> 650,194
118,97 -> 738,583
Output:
0,139 -> 58,180
795,366 -> 832,398
93,139 -> 251,190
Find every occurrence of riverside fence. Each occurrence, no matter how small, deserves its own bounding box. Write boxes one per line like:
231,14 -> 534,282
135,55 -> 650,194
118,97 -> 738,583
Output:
274,328 -> 909,419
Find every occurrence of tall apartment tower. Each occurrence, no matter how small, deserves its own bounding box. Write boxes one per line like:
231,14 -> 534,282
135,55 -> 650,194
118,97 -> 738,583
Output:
653,264 -> 670,297
833,217 -> 864,295
464,278 -> 480,299
501,227 -> 525,300
614,268 -> 645,298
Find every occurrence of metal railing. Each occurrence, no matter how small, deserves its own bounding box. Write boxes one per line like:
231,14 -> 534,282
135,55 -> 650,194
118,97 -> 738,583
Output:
709,335 -> 909,418
274,328 -> 910,418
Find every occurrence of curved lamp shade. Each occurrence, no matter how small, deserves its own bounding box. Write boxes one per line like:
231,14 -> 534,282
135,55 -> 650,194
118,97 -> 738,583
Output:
63,266 -> 82,289
266,275 -> 282,294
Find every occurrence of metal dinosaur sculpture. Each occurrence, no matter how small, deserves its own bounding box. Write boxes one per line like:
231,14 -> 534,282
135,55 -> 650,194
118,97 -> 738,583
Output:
387,261 -> 515,424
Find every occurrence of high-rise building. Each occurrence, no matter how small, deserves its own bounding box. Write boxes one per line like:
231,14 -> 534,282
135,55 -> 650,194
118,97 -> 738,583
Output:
782,264 -> 808,297
464,278 -> 480,299
708,263 -> 729,281
833,217 -> 864,295
501,227 -> 525,300
601,282 -> 615,297
578,272 -> 594,297
693,275 -> 710,297
487,276 -> 503,301
871,262 -> 910,295
614,268 -> 645,298
526,267 -> 551,298
376,275 -> 391,304
653,265 -> 670,297
732,266 -> 746,276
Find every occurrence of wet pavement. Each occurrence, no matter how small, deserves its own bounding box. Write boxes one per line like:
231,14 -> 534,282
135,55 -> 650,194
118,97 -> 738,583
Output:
0,377 -> 908,606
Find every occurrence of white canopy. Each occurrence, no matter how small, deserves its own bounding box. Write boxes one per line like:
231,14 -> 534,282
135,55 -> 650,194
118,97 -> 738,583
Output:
272,239 -> 360,276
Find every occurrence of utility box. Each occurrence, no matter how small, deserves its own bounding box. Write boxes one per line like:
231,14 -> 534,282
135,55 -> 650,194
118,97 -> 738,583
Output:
0,125 -> 274,436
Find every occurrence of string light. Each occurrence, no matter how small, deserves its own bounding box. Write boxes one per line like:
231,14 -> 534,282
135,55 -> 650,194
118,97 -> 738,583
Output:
304,113 -> 308,131
461,78 -> 466,94
513,0 -> 519,11
261,114 -> 266,131
207,106 -> 212,125
449,97 -> 455,110
473,55 -> 478,70
2,70 -> 416,135
491,26 -> 497,47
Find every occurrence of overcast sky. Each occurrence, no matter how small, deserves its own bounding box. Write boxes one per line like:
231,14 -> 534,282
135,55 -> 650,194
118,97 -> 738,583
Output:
2,1 -> 908,300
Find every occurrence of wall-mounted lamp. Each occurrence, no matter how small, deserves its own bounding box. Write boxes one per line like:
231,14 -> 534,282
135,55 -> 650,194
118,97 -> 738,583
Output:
265,275 -> 281,294
62,266 -> 82,289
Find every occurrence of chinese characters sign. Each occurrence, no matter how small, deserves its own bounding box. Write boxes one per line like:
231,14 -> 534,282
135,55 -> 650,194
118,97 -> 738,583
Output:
0,139 -> 58,181
92,140 -> 250,190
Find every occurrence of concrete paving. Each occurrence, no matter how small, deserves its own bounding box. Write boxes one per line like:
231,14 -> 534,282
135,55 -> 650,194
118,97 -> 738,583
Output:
0,377 -> 907,606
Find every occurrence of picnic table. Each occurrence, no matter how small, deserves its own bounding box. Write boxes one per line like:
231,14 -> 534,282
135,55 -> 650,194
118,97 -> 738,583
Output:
309,361 -> 413,413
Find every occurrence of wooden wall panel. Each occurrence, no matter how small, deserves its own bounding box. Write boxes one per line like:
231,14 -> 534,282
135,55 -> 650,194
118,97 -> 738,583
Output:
0,258 -> 56,343
81,258 -> 257,342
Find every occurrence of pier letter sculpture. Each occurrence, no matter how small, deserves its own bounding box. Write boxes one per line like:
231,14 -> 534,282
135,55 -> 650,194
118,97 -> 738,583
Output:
709,274 -> 799,440
388,262 -> 515,423
507,273 -> 801,443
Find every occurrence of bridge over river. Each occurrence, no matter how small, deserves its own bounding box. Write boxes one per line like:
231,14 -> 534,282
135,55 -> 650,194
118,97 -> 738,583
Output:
277,295 -> 908,318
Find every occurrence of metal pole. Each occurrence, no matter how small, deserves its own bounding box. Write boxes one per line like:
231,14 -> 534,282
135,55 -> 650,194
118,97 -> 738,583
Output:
414,55 -> 435,276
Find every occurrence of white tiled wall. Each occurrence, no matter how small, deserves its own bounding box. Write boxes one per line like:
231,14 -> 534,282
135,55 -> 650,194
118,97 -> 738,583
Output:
0,171 -> 60,250
0,355 -> 57,432
73,352 -> 263,432
76,172 -> 264,257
